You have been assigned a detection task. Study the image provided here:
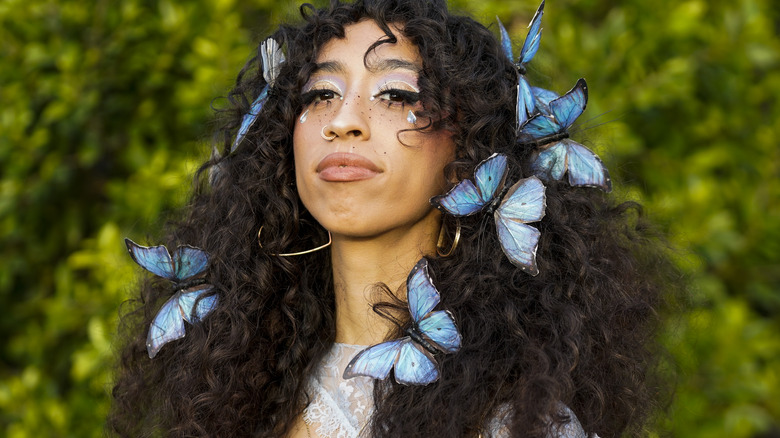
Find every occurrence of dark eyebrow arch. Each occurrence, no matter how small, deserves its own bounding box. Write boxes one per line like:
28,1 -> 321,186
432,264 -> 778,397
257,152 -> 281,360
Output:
367,58 -> 421,74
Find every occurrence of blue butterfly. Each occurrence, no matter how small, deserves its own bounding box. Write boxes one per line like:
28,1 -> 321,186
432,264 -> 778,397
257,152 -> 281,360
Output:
519,79 -> 612,192
343,258 -> 461,385
431,153 -> 546,275
230,38 -> 286,153
125,238 -> 218,358
498,0 -> 545,126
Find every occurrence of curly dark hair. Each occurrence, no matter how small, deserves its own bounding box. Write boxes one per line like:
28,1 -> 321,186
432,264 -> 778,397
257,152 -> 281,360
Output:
108,0 -> 676,436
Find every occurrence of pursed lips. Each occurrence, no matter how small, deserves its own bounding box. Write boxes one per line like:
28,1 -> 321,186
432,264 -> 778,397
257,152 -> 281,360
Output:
316,152 -> 382,182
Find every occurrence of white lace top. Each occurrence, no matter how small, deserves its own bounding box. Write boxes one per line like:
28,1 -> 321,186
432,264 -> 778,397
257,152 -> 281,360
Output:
302,343 -> 597,438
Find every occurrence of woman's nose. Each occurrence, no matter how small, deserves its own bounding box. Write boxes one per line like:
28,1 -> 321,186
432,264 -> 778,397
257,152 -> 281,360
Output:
322,92 -> 371,141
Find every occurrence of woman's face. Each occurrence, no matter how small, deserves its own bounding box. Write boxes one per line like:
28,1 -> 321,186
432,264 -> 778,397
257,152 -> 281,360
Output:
293,20 -> 455,239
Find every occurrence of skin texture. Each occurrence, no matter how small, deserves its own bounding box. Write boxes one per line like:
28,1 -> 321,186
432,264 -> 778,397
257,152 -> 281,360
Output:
293,20 -> 455,346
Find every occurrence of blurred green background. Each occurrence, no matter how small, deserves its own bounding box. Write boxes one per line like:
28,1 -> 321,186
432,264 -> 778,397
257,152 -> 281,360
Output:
1,0 -> 777,436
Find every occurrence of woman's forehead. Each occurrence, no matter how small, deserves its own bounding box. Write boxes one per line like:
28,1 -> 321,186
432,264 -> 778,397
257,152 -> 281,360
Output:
313,19 -> 421,71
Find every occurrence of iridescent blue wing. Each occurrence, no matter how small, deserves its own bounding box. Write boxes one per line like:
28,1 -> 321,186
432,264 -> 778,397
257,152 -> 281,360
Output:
494,177 -> 546,275
394,339 -> 439,385
418,310 -> 461,353
343,339 -> 404,380
497,17 -> 514,61
474,153 -> 508,201
563,139 -> 612,192
431,153 -> 507,216
431,178 -> 484,216
550,78 -> 588,129
520,112 -> 560,140
125,238 -> 175,280
531,86 -> 558,114
230,86 -> 269,153
146,292 -> 186,358
172,245 -> 210,280
406,258 -> 440,323
177,284 -> 217,323
530,142 -> 567,181
518,0 -> 545,65
517,77 -> 535,126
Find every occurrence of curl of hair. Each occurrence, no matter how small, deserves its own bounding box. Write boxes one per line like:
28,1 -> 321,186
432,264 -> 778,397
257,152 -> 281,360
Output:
109,0 -> 678,437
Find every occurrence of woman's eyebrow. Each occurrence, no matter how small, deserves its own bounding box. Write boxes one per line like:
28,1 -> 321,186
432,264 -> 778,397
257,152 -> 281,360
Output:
313,60 -> 346,75
368,58 -> 420,74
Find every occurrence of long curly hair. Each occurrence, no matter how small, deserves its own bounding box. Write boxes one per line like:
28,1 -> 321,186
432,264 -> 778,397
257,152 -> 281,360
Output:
108,0 -> 676,436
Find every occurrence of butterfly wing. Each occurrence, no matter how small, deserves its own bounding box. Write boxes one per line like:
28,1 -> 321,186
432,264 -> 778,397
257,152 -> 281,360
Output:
494,177 -> 546,275
146,292 -> 187,358
177,284 -> 217,323
394,338 -> 439,385
231,86 -> 269,153
343,339 -> 404,380
519,0 -> 545,65
530,142 -> 567,181
125,238 -> 175,280
418,310 -> 461,353
431,153 -> 507,216
406,258 -> 440,322
550,78 -> 588,129
531,86 -> 559,114
563,139 -> 612,192
517,77 -> 535,127
519,112 -> 560,141
497,17 -> 514,61
172,245 -> 210,281
261,37 -> 285,86
473,153 -> 508,201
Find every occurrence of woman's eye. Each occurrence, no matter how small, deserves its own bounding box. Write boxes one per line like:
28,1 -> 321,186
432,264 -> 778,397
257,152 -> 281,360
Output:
376,89 -> 420,107
302,89 -> 339,105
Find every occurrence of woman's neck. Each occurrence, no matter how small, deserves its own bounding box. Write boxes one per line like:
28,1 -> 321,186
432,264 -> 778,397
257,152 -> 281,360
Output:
329,214 -> 440,345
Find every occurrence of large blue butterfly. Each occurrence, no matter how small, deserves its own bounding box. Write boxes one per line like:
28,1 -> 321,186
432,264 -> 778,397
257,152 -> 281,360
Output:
230,38 -> 285,153
519,79 -> 612,192
125,238 -> 218,358
343,258 -> 461,385
498,0 -> 545,126
431,153 -> 546,275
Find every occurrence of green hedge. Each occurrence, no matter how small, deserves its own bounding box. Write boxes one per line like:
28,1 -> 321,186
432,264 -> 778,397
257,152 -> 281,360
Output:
1,0 -> 777,436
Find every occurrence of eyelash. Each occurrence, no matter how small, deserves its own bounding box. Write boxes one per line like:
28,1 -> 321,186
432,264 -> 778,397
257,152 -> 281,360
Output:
300,87 -> 420,109
374,88 -> 420,108
301,89 -> 341,107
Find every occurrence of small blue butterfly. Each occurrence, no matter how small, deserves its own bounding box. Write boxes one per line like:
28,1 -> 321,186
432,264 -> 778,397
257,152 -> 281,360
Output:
498,0 -> 545,126
230,37 -> 286,153
431,153 -> 546,275
125,238 -> 218,358
519,79 -> 612,192
343,258 -> 462,385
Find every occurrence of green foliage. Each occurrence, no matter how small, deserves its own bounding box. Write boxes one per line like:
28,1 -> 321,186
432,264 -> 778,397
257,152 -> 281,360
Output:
1,0 -> 778,435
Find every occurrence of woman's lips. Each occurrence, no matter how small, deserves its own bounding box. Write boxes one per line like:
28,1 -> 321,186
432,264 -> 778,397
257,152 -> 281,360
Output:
317,152 -> 382,182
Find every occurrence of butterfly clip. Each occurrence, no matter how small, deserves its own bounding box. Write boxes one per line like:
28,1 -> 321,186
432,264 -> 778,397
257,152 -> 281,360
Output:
519,78 -> 612,192
431,153 -> 546,275
230,37 -> 286,154
125,238 -> 219,358
498,0 -> 545,127
344,258 -> 462,385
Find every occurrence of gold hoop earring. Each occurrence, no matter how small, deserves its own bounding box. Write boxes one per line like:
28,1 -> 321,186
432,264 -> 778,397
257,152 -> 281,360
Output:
257,226 -> 332,257
321,126 -> 337,141
436,219 -> 461,257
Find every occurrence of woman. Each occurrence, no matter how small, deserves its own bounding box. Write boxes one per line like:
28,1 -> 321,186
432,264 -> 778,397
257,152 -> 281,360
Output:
109,0 -> 672,436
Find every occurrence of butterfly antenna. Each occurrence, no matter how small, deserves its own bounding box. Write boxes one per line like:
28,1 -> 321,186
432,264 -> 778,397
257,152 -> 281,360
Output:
574,110 -> 623,132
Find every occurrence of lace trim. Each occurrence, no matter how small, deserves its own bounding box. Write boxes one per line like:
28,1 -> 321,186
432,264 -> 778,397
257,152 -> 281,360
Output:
302,343 -> 598,438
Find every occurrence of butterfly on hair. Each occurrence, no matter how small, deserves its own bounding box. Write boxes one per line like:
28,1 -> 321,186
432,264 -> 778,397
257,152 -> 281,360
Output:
518,78 -> 612,192
125,238 -> 219,358
430,153 -> 546,275
343,258 -> 462,385
497,0 -> 545,127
